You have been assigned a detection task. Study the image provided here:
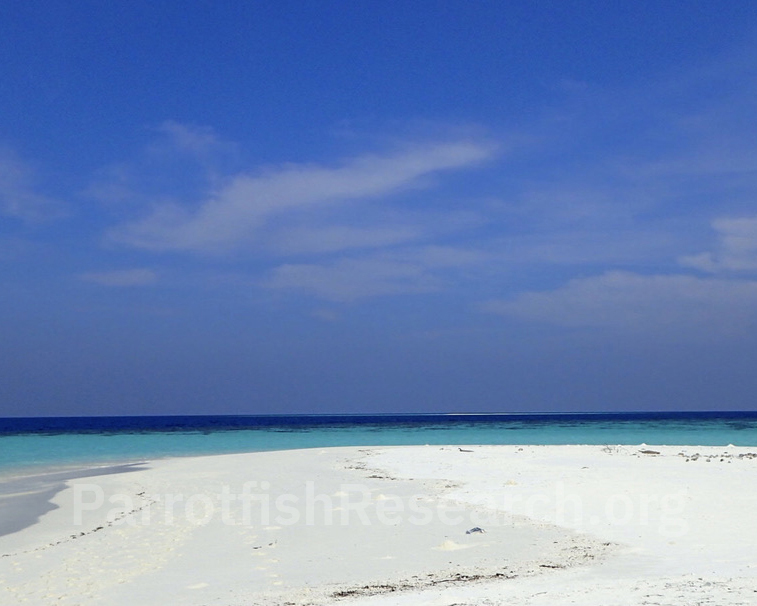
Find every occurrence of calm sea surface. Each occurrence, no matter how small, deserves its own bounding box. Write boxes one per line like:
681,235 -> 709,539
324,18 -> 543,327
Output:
1,412 -> 756,475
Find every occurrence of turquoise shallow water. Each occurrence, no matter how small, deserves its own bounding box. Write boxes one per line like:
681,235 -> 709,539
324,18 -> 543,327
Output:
1,413 -> 756,475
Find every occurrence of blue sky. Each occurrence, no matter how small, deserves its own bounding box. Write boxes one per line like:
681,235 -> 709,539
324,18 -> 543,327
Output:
2,1 -> 757,416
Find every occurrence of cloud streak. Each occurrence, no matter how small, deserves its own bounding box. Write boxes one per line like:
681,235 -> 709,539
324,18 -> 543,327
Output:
0,148 -> 64,222
679,216 -> 757,273
482,271 -> 757,333
265,258 -> 440,302
108,141 -> 494,253
270,224 -> 423,255
264,245 -> 485,301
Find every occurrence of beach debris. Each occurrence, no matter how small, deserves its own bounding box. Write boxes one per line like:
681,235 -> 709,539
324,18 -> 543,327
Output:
678,451 -> 757,462
330,570 -> 519,599
466,526 -> 486,534
186,583 -> 209,590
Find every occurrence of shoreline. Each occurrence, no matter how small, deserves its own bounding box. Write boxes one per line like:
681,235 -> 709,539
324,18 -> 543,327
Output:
0,463 -> 149,538
3,410 -> 756,473
1,444 -> 756,604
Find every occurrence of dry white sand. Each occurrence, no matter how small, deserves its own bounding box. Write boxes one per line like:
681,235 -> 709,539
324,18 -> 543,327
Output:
1,444 -> 756,605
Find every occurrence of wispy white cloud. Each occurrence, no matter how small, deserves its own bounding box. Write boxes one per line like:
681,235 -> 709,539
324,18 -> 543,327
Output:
107,141 -> 494,253
155,121 -> 225,157
264,258 -> 440,302
78,268 -> 158,287
84,163 -> 135,206
264,245 -> 484,302
679,216 -> 757,273
310,308 -> 340,322
0,147 -> 64,222
266,207 -> 484,256
270,224 -> 422,255
86,122 -> 238,208
406,245 -> 487,268
482,271 -> 757,332
92,49 -> 757,310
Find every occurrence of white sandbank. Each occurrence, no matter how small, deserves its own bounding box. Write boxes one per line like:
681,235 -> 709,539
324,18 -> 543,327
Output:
1,444 -> 756,605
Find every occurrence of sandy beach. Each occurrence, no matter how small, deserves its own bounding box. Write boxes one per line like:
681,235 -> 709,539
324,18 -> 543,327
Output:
1,444 -> 756,605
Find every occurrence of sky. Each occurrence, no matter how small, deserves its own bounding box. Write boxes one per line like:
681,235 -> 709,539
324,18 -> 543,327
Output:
2,1 -> 757,416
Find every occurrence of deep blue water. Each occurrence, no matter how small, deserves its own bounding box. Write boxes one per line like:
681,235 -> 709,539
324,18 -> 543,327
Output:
1,412 -> 756,474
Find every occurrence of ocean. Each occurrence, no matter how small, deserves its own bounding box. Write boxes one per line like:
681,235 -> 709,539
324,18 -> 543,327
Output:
1,412 -> 756,475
